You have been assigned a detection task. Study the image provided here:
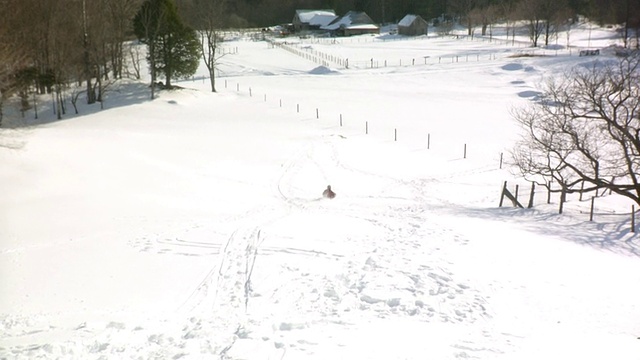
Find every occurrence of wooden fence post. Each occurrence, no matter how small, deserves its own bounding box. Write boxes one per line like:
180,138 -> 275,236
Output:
500,181 -> 524,208
365,121 -> 368,134
394,128 -> 397,141
527,182 -> 535,208
499,152 -> 503,169
632,205 -> 636,233
464,144 -> 467,159
340,114 -> 342,127
609,176 -> 614,195
499,181 -> 507,207
427,133 -> 430,149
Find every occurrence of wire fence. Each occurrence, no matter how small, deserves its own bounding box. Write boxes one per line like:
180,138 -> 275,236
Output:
266,33 -> 593,70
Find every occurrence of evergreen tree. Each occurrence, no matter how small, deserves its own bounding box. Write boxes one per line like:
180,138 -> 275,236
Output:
153,20 -> 201,87
134,0 -> 200,90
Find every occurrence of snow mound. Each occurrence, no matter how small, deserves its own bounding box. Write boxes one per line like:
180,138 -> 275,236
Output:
502,63 -> 523,71
308,66 -> 340,75
517,90 -> 543,99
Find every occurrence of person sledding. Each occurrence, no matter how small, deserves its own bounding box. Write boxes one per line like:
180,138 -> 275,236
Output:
322,185 -> 336,199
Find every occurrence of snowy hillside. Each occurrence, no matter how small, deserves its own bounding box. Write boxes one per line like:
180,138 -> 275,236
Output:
1,24 -> 639,359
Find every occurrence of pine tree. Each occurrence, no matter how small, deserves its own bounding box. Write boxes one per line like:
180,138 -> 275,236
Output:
134,0 -> 201,91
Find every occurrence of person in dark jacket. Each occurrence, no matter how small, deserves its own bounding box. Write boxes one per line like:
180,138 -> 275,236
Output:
322,185 -> 336,199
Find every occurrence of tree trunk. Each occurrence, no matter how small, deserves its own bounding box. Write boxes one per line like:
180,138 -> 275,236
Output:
209,67 -> 216,92
165,66 -> 172,88
82,0 -> 96,104
150,44 -> 156,99
544,21 -> 551,46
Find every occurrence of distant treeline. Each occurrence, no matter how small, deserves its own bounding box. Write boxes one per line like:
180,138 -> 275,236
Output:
213,0 -> 638,28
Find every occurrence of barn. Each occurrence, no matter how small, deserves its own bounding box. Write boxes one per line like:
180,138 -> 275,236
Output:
292,10 -> 337,33
398,14 -> 428,36
322,11 -> 379,37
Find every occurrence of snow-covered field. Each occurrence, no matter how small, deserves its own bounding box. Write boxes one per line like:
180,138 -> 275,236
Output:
1,23 -> 639,359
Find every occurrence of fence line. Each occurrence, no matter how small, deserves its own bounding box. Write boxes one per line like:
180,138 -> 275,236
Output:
268,40 -> 345,68
268,31 -> 596,70
269,42 -> 579,71
498,178 -> 637,231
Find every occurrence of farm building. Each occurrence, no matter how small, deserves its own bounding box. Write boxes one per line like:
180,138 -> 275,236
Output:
398,14 -> 428,36
292,10 -> 337,32
322,11 -> 379,37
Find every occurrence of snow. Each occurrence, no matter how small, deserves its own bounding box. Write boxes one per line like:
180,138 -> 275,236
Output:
296,10 -> 336,24
398,15 -> 418,27
308,14 -> 338,28
308,66 -> 339,75
1,23 -> 640,359
323,11 -> 379,31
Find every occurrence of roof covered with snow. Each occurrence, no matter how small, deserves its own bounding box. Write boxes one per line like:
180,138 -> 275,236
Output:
399,14 -> 419,27
322,11 -> 378,31
308,14 -> 339,27
295,9 -> 336,24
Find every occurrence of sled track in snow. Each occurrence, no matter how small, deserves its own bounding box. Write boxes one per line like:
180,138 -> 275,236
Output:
178,226 -> 264,356
181,227 -> 262,314
276,142 -> 322,208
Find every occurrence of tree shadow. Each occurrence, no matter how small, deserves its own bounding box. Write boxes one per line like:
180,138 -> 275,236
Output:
454,205 -> 640,258
1,80 -> 152,129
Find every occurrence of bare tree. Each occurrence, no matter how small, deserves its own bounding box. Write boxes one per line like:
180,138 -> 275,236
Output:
450,0 -> 476,36
539,0 -> 569,46
517,0 -> 546,47
467,7 -> 483,38
81,0 -> 95,103
466,2 -> 497,39
511,55 -> 640,206
134,0 -> 168,99
499,0 -> 519,46
482,4 -> 499,38
106,0 -> 143,79
621,0 -> 640,49
190,0 -> 228,92
0,0 -> 29,125
554,7 -> 576,49
126,42 -> 144,79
